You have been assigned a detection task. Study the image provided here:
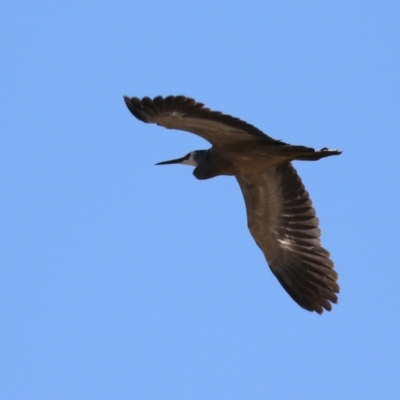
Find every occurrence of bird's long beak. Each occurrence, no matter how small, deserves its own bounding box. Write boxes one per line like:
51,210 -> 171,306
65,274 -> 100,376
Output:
156,156 -> 186,165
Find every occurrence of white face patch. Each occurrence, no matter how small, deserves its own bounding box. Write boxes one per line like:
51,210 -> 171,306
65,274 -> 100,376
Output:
182,152 -> 198,166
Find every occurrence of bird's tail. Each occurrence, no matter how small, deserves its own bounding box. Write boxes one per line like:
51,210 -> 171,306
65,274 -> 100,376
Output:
277,145 -> 342,161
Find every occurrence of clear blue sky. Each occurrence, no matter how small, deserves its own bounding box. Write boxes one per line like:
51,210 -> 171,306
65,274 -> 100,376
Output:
1,2 -> 399,399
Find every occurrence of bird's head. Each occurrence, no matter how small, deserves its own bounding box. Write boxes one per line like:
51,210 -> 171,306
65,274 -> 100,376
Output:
156,150 -> 207,167
156,150 -> 215,180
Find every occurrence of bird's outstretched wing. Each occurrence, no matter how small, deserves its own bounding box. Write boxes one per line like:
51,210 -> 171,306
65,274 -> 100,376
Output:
236,162 -> 339,313
124,96 -> 285,147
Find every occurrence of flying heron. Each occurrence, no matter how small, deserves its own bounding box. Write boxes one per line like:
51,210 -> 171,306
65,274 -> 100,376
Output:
124,95 -> 341,314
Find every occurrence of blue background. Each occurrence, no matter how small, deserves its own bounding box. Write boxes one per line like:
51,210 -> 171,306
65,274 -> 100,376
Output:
1,2 -> 399,399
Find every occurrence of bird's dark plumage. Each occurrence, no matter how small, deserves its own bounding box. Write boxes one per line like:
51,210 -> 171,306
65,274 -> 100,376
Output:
124,95 -> 341,314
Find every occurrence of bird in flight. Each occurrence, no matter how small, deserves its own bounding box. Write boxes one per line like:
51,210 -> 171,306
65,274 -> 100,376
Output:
124,95 -> 341,314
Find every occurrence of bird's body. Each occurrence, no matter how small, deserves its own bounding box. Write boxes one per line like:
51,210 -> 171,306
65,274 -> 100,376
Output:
187,142 -> 283,179
124,95 -> 341,314
198,142 -> 283,176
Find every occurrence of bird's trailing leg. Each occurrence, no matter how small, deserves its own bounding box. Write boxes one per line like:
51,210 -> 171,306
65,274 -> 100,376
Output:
277,145 -> 342,161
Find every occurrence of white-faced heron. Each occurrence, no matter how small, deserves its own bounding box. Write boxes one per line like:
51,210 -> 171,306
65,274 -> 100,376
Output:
124,95 -> 341,314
